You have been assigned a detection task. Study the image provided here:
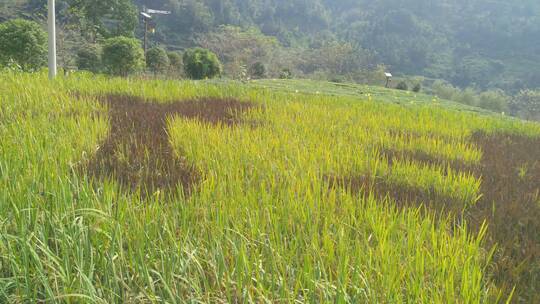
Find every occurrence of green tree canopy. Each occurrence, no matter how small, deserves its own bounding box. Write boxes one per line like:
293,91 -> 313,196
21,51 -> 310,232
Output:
102,36 -> 144,76
67,0 -> 138,40
146,46 -> 170,75
0,19 -> 47,71
183,47 -> 222,80
76,44 -> 101,73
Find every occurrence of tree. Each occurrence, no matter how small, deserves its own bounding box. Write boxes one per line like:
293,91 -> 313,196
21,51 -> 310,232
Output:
511,90 -> 540,121
197,26 -> 278,79
76,44 -> 101,73
183,48 -> 221,80
478,90 -> 509,112
146,47 -> 170,75
396,81 -> 408,91
102,36 -> 144,76
67,0 -> 138,40
250,62 -> 266,79
167,51 -> 183,76
0,19 -> 47,71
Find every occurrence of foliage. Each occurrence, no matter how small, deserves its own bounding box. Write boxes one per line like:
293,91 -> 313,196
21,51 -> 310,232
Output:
167,51 -> 183,76
432,80 -> 460,100
102,36 -> 144,76
478,90 -> 509,113
146,46 -> 170,75
249,62 -> 266,79
396,81 -> 408,91
182,47 -> 222,80
5,0 -> 540,90
197,26 -> 278,79
412,83 -> 422,93
0,19 -> 47,71
76,44 -> 101,73
512,90 -> 540,121
66,0 -> 138,40
279,68 -> 293,79
455,88 -> 478,106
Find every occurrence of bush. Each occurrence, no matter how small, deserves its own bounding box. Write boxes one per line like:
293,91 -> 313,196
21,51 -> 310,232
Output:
76,45 -> 101,73
167,51 -> 182,68
454,88 -> 478,106
511,90 -> 540,120
478,90 -> 509,112
102,36 -> 144,76
432,80 -> 460,100
182,48 -> 222,80
167,51 -> 183,76
279,68 -> 293,79
250,62 -> 266,79
0,19 -> 47,71
396,81 -> 408,90
412,83 -> 422,92
146,47 -> 170,75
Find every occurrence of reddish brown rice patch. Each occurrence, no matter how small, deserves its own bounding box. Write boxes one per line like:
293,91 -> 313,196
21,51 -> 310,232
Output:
82,94 -> 255,198
328,132 -> 540,302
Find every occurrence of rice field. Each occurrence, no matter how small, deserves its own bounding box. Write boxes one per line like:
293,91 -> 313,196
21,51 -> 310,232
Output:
1,71 -> 539,303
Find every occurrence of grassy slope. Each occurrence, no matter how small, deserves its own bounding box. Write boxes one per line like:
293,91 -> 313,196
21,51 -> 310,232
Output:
1,72 -> 539,303
246,79 -> 497,115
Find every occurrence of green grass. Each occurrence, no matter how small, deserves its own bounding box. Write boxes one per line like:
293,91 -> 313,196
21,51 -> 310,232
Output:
1,71 -> 539,303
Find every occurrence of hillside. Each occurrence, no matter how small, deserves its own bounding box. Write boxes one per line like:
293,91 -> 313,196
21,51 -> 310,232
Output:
2,0 -> 540,92
1,72 -> 540,302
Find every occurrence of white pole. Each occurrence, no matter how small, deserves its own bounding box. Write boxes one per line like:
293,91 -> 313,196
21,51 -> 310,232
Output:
48,0 -> 57,79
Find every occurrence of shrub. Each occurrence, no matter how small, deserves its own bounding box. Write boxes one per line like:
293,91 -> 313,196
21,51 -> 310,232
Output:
250,62 -> 266,79
432,80 -> 460,100
167,51 -> 183,77
0,19 -> 47,71
396,81 -> 408,91
102,36 -> 144,76
511,90 -> 540,120
478,90 -> 509,112
146,47 -> 170,75
76,45 -> 101,73
183,48 -> 222,80
454,88 -> 478,106
167,51 -> 182,68
279,68 -> 293,79
412,83 -> 422,93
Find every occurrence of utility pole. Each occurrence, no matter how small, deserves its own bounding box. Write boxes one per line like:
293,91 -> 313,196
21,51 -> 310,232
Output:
47,0 -> 57,79
140,7 -> 171,57
144,18 -> 149,55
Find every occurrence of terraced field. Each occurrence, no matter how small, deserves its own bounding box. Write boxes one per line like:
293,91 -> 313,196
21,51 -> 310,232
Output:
1,72 -> 539,303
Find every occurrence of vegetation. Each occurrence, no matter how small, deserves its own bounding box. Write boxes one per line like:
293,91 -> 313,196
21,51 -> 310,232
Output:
1,0 -> 540,302
76,44 -> 101,73
126,0 -> 540,91
183,47 -> 222,80
166,51 -> 183,76
0,19 -> 47,71
249,61 -> 266,79
146,46 -> 170,75
4,1 -> 539,92
62,0 -> 138,39
101,36 -> 144,76
396,81 -> 408,91
511,89 -> 540,121
431,81 -> 511,114
1,72 -> 540,302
